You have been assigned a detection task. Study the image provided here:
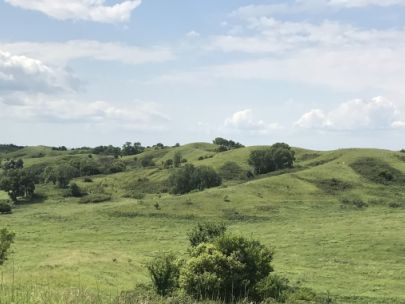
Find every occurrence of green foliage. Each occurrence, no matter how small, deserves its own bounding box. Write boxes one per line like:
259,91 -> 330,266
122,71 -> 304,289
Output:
180,234 -> 273,301
141,155 -> 156,167
314,178 -> 353,194
0,169 -> 36,202
188,222 -> 227,247
350,157 -> 405,185
148,253 -> 181,296
254,274 -> 290,302
69,183 -> 83,197
0,200 -> 12,214
218,161 -> 245,180
163,159 -> 174,169
248,143 -> 295,175
213,138 -> 244,152
173,152 -> 182,168
341,197 -> 368,209
2,159 -> 24,170
168,164 -> 222,194
43,164 -> 79,188
0,144 -> 24,154
0,228 -> 15,266
79,194 -> 112,204
122,142 -> 145,156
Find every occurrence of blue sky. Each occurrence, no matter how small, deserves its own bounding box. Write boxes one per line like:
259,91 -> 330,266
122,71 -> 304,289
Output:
1,0 -> 405,149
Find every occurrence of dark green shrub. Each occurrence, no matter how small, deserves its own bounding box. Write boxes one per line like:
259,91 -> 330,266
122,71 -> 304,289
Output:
141,155 -> 155,167
0,228 -> 15,265
254,274 -> 291,302
0,201 -> 12,214
389,202 -> 402,208
341,198 -> 368,209
218,161 -> 245,180
83,177 -> 93,183
69,183 -> 83,197
168,164 -> 222,194
148,253 -> 181,296
188,222 -> 227,247
79,194 -> 111,204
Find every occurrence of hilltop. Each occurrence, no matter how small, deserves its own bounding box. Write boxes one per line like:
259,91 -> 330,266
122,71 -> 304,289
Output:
1,142 -> 405,303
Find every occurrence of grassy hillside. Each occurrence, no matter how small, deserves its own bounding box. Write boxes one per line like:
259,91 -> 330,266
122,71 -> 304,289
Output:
1,144 -> 405,303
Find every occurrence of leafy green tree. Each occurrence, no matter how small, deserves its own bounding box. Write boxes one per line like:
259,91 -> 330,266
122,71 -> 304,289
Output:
0,169 -> 36,202
168,164 -> 222,194
122,142 -> 145,156
0,228 -> 15,266
213,138 -> 244,151
43,165 -> 79,188
248,143 -> 295,175
173,152 -> 182,168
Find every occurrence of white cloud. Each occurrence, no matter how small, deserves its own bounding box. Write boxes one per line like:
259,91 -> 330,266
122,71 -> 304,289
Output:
0,50 -> 78,93
224,109 -> 281,133
1,40 -> 174,66
186,31 -> 201,38
4,0 -> 142,23
295,96 -> 403,130
0,93 -> 168,129
232,0 -> 405,18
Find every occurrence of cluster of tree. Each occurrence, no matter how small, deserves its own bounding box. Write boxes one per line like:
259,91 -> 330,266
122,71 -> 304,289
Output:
168,164 -> 222,194
213,137 -> 244,152
0,159 -> 36,203
1,159 -> 24,170
163,152 -> 184,169
92,145 -> 122,157
147,223 -> 292,303
41,157 -> 126,188
0,144 -> 24,154
122,142 -> 145,156
248,143 -> 295,175
51,146 -> 68,151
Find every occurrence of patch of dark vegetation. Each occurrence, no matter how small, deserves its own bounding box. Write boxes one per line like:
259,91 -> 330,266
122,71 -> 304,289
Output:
213,137 -> 244,152
0,200 -> 12,214
123,190 -> 145,200
79,194 -> 112,204
340,197 -> 368,209
124,177 -> 167,194
0,144 -> 24,154
313,178 -> 353,194
107,210 -> 196,221
388,202 -> 402,208
350,157 -> 405,185
256,205 -> 277,212
298,153 -> 321,162
222,208 -> 270,222
218,161 -> 246,180
307,157 -> 338,167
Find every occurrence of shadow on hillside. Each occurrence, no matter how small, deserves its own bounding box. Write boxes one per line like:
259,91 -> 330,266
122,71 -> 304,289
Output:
16,193 -> 47,205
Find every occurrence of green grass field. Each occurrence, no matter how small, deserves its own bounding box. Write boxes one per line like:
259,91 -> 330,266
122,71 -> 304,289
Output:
1,144 -> 405,303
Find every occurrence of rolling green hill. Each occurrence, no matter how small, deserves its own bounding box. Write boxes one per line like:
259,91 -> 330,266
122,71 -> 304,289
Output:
1,143 -> 405,303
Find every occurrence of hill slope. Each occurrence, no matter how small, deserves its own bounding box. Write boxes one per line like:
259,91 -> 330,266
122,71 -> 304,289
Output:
1,144 -> 405,303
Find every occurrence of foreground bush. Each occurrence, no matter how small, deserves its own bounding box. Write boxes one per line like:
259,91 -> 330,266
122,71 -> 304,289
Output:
148,253 -> 181,296
180,234 -> 273,302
